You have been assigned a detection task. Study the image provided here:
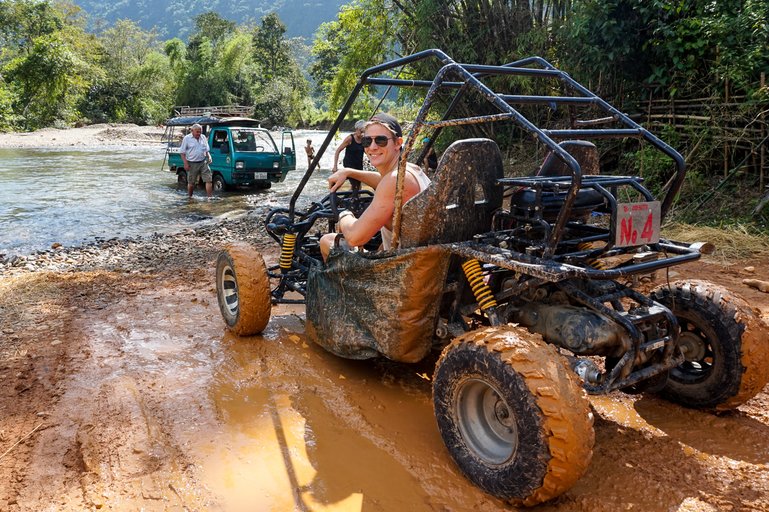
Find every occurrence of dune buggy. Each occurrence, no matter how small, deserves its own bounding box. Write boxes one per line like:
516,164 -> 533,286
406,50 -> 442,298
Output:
215,49 -> 769,506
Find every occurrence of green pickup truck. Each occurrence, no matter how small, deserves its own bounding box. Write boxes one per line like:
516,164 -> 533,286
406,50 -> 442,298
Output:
162,115 -> 296,191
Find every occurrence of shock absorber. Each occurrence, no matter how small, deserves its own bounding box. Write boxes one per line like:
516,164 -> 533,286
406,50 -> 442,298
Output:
461,259 -> 499,324
578,242 -> 607,270
279,233 -> 297,273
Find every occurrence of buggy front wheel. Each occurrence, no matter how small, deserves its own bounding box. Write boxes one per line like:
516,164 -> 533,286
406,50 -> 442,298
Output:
651,280 -> 769,410
216,243 -> 272,335
432,326 -> 594,506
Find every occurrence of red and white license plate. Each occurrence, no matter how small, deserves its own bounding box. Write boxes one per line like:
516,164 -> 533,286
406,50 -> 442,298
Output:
614,201 -> 661,247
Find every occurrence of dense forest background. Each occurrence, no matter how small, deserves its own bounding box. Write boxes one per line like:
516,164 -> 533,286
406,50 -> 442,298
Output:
73,0 -> 346,40
0,0 -> 767,223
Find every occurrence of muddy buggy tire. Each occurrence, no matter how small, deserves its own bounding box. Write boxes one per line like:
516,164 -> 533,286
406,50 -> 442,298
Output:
651,280 -> 769,410
216,243 -> 271,335
432,326 -> 594,507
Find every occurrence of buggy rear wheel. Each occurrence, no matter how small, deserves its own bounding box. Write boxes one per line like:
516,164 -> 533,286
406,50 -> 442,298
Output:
432,326 -> 594,506
216,243 -> 271,335
651,280 -> 769,410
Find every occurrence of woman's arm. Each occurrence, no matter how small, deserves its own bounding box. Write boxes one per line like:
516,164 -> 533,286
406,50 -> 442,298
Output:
328,168 -> 382,191
331,135 -> 351,171
337,167 -> 424,246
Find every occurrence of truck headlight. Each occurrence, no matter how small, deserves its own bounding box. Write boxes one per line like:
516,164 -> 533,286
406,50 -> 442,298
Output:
235,161 -> 244,169
273,161 -> 280,169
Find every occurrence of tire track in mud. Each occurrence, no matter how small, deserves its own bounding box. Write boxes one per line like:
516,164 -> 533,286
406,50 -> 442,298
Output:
13,280 -> 218,510
3,256 -> 769,511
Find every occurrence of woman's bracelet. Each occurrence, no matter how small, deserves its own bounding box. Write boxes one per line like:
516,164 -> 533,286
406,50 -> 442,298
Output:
338,210 -> 355,222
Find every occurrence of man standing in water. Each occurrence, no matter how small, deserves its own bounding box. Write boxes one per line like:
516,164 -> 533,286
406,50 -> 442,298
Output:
180,123 -> 213,199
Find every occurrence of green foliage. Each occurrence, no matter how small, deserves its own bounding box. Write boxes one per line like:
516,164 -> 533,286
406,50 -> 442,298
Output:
252,12 -> 292,82
310,0 -> 399,113
72,0 -> 346,41
0,0 -> 64,51
5,32 -> 90,128
308,20 -> 342,96
0,78 -> 19,130
0,0 -> 101,129
560,0 -> 769,96
81,19 -> 174,124
557,0 -> 655,95
248,13 -> 310,125
252,76 -> 299,126
193,11 -> 236,45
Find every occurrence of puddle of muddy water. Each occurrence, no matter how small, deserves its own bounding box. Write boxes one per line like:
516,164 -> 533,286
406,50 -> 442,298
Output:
28,290 -> 502,511
201,367 -> 434,511
590,392 -> 769,465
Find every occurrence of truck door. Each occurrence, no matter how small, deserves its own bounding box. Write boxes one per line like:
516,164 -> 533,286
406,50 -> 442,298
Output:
280,131 -> 297,171
210,128 -> 233,184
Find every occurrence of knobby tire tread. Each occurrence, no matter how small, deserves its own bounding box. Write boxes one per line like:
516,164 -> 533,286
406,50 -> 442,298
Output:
652,279 -> 769,410
219,243 -> 271,335
434,326 -> 594,506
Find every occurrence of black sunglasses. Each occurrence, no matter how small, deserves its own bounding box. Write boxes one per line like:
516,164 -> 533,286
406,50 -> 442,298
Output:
361,135 -> 394,148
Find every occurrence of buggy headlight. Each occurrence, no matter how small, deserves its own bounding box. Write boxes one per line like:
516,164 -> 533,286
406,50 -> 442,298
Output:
235,161 -> 245,169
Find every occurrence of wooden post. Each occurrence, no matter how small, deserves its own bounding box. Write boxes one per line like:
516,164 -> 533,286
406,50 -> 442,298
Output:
724,79 -> 730,177
761,72 -> 766,191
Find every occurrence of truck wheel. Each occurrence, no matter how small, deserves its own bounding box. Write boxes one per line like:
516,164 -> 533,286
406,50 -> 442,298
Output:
177,170 -> 187,189
212,174 -> 226,193
216,243 -> 271,335
433,326 -> 594,506
651,280 -> 769,410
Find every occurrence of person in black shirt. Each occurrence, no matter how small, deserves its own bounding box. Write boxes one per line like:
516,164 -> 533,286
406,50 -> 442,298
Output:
332,120 -> 366,172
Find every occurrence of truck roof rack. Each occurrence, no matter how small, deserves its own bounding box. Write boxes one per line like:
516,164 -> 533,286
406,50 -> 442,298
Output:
173,105 -> 254,118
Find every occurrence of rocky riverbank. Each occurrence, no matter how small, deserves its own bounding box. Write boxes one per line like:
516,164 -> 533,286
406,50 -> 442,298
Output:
0,211 -> 274,278
0,123 -> 165,148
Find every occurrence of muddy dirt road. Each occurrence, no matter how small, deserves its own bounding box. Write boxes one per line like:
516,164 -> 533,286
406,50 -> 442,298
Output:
2,225 -> 769,511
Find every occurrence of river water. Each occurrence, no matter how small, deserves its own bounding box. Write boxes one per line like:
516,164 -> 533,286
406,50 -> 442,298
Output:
0,130 -> 343,257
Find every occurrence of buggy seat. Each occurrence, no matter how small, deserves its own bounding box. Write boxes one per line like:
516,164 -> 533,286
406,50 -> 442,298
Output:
400,138 -> 504,247
509,140 -> 605,222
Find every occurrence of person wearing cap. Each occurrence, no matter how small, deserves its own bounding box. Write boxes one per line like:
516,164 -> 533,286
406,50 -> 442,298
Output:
320,113 -> 431,260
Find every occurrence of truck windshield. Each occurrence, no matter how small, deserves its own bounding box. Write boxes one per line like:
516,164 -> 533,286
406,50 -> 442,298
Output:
232,129 -> 275,152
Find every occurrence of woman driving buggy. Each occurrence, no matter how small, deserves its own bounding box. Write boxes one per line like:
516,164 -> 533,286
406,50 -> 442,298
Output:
319,113 -> 431,261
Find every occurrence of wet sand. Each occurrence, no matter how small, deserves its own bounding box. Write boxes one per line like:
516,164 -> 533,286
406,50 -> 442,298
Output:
0,124 -> 166,148
1,217 -> 769,510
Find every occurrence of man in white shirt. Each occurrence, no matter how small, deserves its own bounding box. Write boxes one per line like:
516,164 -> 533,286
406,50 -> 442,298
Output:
179,123 -> 213,199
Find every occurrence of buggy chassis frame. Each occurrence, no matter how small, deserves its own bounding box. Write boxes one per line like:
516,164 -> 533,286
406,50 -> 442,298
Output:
268,48 -> 703,303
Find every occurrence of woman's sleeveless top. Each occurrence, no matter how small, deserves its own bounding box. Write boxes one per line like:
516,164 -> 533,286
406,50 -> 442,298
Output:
380,168 -> 431,250
342,136 -> 365,170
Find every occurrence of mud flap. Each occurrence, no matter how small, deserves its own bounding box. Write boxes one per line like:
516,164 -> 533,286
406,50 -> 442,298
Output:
306,246 -> 450,363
